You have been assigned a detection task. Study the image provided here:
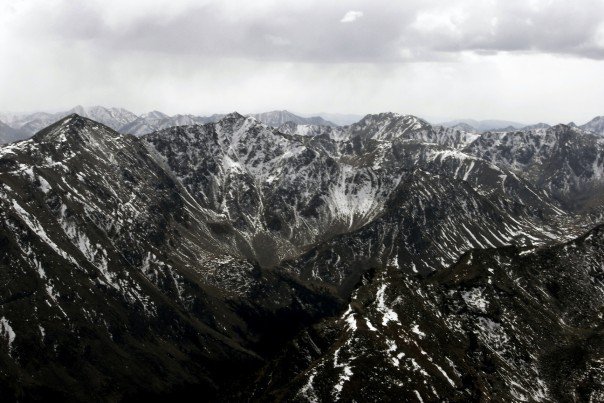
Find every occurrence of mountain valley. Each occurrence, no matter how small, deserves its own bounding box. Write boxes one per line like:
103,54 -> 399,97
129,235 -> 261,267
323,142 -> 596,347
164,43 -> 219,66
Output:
0,112 -> 602,401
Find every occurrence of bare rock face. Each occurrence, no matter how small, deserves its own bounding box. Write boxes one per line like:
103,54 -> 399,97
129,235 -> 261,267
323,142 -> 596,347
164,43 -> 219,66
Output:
0,112 -> 602,401
465,124 -> 604,212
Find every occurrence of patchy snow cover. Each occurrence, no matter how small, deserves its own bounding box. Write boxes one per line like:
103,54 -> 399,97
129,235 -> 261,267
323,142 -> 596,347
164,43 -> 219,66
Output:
342,305 -> 358,331
376,284 -> 399,326
411,324 -> 426,339
11,200 -> 74,263
0,317 -> 16,352
461,287 -> 489,313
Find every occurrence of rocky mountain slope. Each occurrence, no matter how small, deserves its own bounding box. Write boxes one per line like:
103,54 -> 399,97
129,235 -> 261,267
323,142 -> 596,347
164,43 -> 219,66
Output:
263,224 -> 604,402
0,112 -> 602,401
464,124 -> 604,212
0,115 -> 343,399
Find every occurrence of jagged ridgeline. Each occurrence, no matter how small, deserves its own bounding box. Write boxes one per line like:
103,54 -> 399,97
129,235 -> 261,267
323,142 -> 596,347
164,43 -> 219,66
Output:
0,113 -> 602,401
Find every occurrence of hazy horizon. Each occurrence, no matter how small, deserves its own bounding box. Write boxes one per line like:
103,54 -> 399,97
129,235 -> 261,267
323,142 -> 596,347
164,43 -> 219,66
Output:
2,104 -> 599,127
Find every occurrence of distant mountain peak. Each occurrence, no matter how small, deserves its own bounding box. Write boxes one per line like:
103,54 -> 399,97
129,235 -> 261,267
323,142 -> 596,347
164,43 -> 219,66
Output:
580,115 -> 604,135
48,113 -> 90,130
440,118 -> 525,132
68,105 -> 86,114
549,123 -> 583,133
521,122 -> 551,131
140,110 -> 168,120
357,112 -> 430,129
586,115 -> 604,123
221,111 -> 246,120
249,110 -> 337,127
32,113 -> 120,146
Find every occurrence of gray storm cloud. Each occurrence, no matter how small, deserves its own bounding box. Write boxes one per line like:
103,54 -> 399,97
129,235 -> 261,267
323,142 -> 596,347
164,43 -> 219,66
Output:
16,0 -> 604,61
0,0 -> 603,122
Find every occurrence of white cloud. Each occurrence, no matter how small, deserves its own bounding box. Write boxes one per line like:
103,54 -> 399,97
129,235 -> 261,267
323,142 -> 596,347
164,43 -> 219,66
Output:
340,10 -> 363,23
0,0 -> 603,123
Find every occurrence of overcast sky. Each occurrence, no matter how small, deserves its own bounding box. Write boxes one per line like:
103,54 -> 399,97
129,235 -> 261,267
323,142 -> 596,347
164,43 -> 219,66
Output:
1,0 -> 603,123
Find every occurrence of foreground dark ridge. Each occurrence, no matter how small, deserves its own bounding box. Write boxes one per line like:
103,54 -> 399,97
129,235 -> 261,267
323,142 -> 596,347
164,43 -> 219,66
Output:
0,113 -> 602,400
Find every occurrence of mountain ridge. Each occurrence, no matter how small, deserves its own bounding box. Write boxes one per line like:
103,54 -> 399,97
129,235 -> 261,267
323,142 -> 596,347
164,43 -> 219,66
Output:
0,111 -> 602,400
2,106 -> 602,142
0,107 -> 340,140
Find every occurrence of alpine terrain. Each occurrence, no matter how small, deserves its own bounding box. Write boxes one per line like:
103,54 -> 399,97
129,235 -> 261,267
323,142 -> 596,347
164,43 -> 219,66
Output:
0,107 -> 337,141
0,112 -> 602,401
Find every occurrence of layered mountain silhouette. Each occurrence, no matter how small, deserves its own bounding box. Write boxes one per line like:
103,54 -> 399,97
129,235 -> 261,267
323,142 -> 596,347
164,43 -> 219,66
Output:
0,107 -> 338,142
0,112 -> 602,400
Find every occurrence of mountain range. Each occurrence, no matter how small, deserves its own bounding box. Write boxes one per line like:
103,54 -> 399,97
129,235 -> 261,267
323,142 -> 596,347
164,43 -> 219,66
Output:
0,111 -> 603,401
437,118 -> 528,132
3,106 -> 604,145
0,106 -> 337,143
437,116 -> 604,135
